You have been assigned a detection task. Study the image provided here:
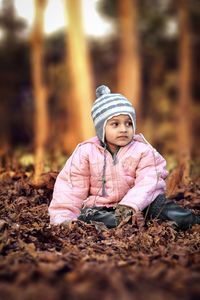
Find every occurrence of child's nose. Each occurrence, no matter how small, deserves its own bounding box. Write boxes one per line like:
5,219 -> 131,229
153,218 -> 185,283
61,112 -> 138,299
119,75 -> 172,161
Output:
120,124 -> 127,132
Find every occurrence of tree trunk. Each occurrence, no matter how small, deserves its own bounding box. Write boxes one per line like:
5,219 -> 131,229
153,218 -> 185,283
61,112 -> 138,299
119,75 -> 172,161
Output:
31,0 -> 48,183
117,0 -> 142,131
177,0 -> 192,184
63,0 -> 94,153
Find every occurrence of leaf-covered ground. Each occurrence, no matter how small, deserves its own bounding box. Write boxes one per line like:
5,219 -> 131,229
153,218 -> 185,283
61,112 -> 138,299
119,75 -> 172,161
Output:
0,171 -> 200,300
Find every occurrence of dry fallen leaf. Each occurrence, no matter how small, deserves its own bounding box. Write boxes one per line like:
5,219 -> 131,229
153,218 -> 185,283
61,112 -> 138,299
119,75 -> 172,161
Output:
0,171 -> 199,300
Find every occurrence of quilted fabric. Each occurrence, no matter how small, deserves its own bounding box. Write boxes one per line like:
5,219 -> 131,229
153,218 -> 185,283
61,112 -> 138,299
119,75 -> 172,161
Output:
48,134 -> 168,224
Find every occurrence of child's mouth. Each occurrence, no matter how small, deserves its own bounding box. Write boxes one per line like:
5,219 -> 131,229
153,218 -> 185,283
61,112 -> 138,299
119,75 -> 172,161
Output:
117,136 -> 128,139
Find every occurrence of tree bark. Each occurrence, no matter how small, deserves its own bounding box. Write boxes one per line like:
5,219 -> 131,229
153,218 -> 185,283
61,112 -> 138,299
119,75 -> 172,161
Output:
177,0 -> 192,184
63,0 -> 94,153
117,0 -> 142,131
31,0 -> 48,183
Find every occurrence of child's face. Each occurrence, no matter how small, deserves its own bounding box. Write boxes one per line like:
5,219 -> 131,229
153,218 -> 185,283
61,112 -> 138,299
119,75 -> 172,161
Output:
105,114 -> 134,153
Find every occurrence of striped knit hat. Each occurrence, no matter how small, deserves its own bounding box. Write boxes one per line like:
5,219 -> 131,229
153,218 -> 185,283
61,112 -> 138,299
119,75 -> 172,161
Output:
91,85 -> 136,143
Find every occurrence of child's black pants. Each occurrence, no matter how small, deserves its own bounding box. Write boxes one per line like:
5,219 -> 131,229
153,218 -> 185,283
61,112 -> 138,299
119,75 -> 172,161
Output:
78,195 -> 200,230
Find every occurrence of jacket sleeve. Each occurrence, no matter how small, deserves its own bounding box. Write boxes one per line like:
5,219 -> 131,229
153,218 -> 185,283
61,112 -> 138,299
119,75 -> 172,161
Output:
119,145 -> 169,211
48,145 -> 90,224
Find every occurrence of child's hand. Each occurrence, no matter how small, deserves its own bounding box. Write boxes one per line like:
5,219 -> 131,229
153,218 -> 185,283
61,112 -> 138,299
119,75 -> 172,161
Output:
115,205 -> 136,227
60,220 -> 77,228
60,220 -> 72,226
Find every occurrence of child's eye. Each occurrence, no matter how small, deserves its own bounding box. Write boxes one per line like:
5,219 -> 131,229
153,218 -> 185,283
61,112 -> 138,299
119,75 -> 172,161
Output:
126,122 -> 133,127
110,122 -> 118,127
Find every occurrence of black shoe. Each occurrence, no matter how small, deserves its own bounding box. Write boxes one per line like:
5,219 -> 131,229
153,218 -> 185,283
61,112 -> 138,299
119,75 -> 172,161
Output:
145,194 -> 200,230
78,206 -> 118,229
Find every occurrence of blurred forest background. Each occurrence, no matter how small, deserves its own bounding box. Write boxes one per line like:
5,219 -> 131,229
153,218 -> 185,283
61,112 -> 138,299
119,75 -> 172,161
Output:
0,0 -> 199,183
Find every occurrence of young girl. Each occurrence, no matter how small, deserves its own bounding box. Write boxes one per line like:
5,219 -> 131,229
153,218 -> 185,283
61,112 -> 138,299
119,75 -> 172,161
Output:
49,85 -> 200,230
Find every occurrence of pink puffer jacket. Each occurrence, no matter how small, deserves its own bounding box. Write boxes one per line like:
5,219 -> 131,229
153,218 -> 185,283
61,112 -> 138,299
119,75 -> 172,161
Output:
49,134 -> 169,224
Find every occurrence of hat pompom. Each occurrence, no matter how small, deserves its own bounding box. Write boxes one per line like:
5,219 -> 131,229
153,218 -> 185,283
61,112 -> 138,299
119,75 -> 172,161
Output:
96,85 -> 111,98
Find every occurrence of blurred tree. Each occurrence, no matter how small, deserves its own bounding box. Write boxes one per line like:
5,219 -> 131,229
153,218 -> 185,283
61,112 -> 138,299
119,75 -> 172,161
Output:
138,1 -> 178,152
63,0 -> 95,153
0,0 -> 28,168
177,0 -> 193,183
117,0 -> 142,129
30,0 -> 48,182
98,0 -> 142,129
0,0 -> 26,42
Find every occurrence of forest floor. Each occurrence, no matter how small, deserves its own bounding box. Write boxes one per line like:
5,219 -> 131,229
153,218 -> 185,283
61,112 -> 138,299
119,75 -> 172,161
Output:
0,170 -> 200,300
